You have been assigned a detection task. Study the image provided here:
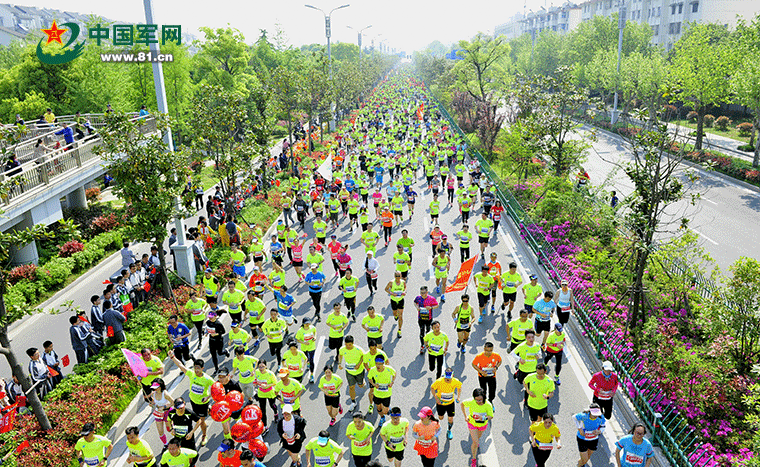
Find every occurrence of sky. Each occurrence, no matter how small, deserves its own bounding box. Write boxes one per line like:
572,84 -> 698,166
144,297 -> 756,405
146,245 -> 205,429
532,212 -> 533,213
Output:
21,0 -> 535,53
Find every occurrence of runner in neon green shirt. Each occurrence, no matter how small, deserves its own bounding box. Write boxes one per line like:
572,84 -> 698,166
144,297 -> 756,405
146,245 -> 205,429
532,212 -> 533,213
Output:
75,423 -> 113,467
423,321 -> 449,379
361,305 -> 385,348
367,359 -> 397,425
305,433 -> 345,467
346,414 -> 375,463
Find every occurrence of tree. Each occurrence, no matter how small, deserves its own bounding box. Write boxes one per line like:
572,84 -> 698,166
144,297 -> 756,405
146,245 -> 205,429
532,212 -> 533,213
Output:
244,82 -> 276,196
621,116 -> 698,340
532,30 -> 565,77
193,27 -> 251,90
96,113 -> 190,297
620,51 -> 668,122
732,17 -> 760,166
0,125 -> 54,431
515,67 -> 596,176
270,65 -> 302,166
496,120 -> 542,181
190,85 -> 252,197
453,32 -> 510,102
424,40 -> 448,58
298,53 -> 332,154
669,23 -> 737,150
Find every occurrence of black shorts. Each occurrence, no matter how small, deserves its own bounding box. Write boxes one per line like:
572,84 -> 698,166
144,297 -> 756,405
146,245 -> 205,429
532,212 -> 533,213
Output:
525,304 -> 533,314
253,254 -> 264,263
190,400 -> 209,418
324,395 -> 340,408
329,336 -> 344,350
350,213 -> 358,220
293,260 -> 303,268
528,406 -> 547,421
456,326 -> 471,334
535,319 -> 551,334
390,299 -> 404,310
436,403 -> 455,417
385,448 -> 405,460
576,437 -> 599,452
478,236 -> 489,244
393,209 -> 403,215
477,292 -> 490,308
282,438 -> 304,453
408,200 -> 415,205
317,237 -> 326,245
503,292 -> 517,302
330,212 -> 339,221
375,396 -> 391,408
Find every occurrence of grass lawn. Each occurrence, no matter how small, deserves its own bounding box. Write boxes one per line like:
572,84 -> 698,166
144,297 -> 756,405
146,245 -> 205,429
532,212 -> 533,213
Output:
670,118 -> 754,147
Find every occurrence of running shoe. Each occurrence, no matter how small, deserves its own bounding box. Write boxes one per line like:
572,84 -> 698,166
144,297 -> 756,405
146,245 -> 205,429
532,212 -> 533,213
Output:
309,374 -> 314,384
420,345 -> 425,354
329,418 -> 336,427
457,341 -> 461,348
501,304 -> 506,311
347,401 -> 356,412
478,315 -> 483,324
461,345 -> 466,353
397,330 -> 402,338
555,376 -> 561,386
491,305 -> 495,313
339,403 -> 344,414
471,459 -> 477,467
201,435 -> 208,446
253,340 -> 259,348
435,286 -> 440,294
379,415 -> 386,426
447,429 -> 453,439
441,295 -> 446,303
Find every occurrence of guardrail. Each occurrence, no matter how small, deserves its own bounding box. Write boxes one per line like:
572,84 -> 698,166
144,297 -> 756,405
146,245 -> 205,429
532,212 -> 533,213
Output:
1,116 -> 156,206
431,96 -> 707,467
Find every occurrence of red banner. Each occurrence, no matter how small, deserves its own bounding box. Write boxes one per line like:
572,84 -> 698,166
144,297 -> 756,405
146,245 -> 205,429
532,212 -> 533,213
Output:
0,404 -> 17,433
445,256 -> 477,293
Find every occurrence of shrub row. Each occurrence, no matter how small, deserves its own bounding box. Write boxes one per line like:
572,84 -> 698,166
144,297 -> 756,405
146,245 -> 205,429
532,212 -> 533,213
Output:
5,229 -> 124,311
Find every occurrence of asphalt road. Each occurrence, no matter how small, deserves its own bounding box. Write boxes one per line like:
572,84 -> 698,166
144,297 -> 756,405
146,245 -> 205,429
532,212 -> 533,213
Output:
577,124 -> 760,272
98,160 -> 627,467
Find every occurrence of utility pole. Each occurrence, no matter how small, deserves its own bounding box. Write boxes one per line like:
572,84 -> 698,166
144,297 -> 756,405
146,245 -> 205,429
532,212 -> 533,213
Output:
611,1 -> 626,124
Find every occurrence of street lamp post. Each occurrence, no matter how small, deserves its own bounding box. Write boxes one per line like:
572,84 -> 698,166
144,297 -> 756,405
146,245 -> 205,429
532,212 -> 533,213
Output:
611,2 -> 626,124
305,3 -> 350,131
143,0 -> 195,285
347,24 -> 372,49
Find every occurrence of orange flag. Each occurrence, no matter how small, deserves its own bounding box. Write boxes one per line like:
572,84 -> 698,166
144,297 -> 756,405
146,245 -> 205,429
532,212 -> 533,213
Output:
445,256 -> 477,293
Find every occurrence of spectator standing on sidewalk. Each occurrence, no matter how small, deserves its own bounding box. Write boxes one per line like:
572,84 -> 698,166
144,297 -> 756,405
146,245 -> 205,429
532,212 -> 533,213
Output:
26,347 -> 52,399
69,315 -> 90,364
103,300 -> 126,345
121,242 -> 137,268
42,340 -> 63,388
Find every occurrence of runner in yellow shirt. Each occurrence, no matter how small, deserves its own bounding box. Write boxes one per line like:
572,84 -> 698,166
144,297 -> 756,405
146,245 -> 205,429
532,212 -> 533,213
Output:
430,367 -> 462,440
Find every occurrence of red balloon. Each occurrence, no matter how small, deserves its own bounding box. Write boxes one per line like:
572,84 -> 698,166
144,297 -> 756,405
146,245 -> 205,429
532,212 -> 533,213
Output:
249,420 -> 265,438
210,401 -> 233,422
249,438 -> 268,458
225,391 -> 245,412
231,421 -> 253,443
241,405 -> 262,425
210,382 -> 226,402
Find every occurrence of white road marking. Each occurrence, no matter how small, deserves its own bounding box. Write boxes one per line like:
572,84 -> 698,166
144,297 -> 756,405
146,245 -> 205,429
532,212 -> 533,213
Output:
692,228 -> 719,245
313,336 -> 327,374
701,197 -> 718,205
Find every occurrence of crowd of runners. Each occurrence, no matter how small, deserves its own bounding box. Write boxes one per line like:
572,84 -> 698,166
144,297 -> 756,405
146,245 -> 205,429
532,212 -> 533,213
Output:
72,72 -> 655,467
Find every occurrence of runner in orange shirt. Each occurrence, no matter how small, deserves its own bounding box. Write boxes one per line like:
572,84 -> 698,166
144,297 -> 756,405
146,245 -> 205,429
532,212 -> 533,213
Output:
471,342 -> 502,405
381,206 -> 394,247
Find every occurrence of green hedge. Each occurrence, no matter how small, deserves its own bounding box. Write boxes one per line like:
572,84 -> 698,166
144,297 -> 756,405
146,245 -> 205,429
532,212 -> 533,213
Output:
6,229 -> 124,311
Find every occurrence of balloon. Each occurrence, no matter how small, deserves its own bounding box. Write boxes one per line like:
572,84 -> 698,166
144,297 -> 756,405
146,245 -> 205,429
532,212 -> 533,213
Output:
249,420 -> 265,438
249,438 -> 268,458
210,401 -> 233,422
210,382 -> 226,402
224,391 -> 245,412
275,179 -> 281,187
241,405 -> 262,425
231,421 -> 253,443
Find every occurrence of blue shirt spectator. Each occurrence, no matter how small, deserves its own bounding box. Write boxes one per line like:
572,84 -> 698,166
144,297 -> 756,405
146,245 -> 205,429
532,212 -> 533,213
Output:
55,124 -> 75,145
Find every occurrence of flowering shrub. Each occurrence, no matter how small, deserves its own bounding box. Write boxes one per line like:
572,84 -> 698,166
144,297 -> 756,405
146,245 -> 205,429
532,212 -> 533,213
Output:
715,116 -> 731,130
7,264 -> 37,285
58,240 -> 84,258
704,114 -> 716,128
84,187 -> 101,202
687,111 -> 698,122
737,122 -> 754,137
90,212 -> 120,234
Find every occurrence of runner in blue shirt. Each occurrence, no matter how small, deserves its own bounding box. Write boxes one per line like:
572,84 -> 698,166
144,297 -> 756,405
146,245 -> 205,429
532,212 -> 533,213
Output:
274,286 -> 297,325
575,403 -> 606,467
167,314 -> 191,363
305,263 -> 326,321
270,235 -> 284,267
615,423 -> 654,467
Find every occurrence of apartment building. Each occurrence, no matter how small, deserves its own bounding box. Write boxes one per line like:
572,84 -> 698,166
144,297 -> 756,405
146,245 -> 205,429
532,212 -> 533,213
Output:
495,2 -> 583,39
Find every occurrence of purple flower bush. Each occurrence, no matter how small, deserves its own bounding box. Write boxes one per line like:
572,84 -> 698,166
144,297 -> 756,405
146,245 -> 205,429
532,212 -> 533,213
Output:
510,177 -> 757,466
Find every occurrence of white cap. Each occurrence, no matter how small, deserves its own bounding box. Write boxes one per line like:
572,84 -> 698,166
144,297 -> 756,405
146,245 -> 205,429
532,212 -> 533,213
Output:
602,361 -> 614,371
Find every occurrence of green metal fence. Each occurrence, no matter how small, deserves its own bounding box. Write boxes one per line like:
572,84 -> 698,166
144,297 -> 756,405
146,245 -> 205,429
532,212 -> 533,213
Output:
431,97 -> 709,467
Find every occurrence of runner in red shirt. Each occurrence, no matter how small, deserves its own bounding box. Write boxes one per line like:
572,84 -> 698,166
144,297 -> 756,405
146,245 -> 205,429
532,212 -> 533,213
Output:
328,235 -> 343,277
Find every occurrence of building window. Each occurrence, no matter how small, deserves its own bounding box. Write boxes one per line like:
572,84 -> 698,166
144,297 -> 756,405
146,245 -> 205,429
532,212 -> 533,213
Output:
669,22 -> 681,34
671,4 -> 677,14
692,1 -> 699,12
652,24 -> 659,35
658,6 -> 661,16
678,3 -> 683,13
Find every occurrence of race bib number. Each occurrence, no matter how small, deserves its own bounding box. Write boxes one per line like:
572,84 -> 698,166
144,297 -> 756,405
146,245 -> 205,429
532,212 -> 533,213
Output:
430,344 -> 442,353
538,442 -> 553,451
174,425 -> 189,436
441,392 -> 454,401
345,363 -> 356,371
84,457 -> 100,466
315,456 -> 331,466
625,453 -> 645,464
191,383 -> 204,395
377,384 -> 389,391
